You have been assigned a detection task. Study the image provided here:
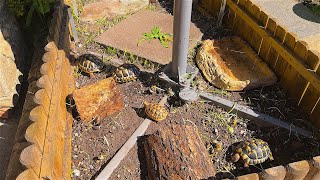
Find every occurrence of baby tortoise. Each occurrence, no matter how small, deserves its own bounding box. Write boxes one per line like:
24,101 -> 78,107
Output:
231,138 -> 273,167
76,54 -> 106,78
144,96 -> 168,122
112,65 -> 139,83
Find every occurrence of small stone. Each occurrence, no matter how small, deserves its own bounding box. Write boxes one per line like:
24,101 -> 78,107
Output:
74,133 -> 79,137
89,165 -> 94,169
73,155 -> 78,159
73,169 -> 80,176
73,148 -> 78,152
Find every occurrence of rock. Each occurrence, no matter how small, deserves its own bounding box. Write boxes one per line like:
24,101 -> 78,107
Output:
72,78 -> 124,122
0,0 -> 26,118
196,37 -> 277,91
80,0 -> 149,23
73,169 -> 80,177
0,30 -> 22,117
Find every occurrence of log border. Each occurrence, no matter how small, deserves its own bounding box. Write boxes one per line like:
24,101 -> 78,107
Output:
5,0 -> 74,179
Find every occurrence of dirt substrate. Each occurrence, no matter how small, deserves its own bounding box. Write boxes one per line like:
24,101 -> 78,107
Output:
71,70 -> 319,179
70,1 -> 319,179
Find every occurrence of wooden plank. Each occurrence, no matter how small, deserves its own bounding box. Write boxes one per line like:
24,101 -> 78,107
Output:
305,156 -> 320,180
19,145 -> 42,175
264,18 -> 278,67
200,92 -> 312,137
33,89 -> 51,115
39,53 -> 65,179
96,119 -> 152,180
310,99 -> 320,128
16,169 -> 39,180
260,166 -> 287,180
238,173 -> 259,180
246,5 -> 263,53
273,26 -> 288,77
284,160 -> 310,180
226,0 -> 320,92
298,50 -> 320,115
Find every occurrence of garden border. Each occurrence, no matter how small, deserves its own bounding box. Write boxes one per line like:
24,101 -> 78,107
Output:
5,0 -> 74,179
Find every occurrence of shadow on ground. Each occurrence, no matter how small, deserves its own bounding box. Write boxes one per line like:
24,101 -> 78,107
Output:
293,3 -> 320,23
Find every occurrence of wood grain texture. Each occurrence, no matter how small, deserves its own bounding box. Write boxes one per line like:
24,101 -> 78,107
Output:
143,124 -> 216,179
284,160 -> 310,180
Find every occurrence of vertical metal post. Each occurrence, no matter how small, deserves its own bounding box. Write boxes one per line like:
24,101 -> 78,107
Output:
171,0 -> 193,80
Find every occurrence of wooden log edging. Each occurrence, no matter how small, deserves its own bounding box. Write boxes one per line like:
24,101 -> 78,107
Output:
235,158 -> 320,180
5,0 -> 74,179
198,0 -> 320,128
16,42 -> 74,179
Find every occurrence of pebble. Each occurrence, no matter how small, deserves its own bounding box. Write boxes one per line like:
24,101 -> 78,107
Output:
73,155 -> 78,159
89,165 -> 94,169
75,81 -> 80,88
73,169 -> 81,176
74,133 -> 79,137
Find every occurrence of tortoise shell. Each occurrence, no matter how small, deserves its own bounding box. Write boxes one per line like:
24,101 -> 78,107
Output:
231,138 -> 273,167
112,66 -> 138,83
144,101 -> 168,121
76,54 -> 106,76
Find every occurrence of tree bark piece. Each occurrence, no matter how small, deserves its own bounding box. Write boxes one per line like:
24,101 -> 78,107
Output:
72,78 -> 124,122
143,124 -> 216,179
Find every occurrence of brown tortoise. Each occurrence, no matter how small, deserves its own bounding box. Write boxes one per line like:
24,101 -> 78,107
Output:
144,96 -> 168,122
76,54 -> 106,78
112,65 -> 140,84
231,138 -> 274,167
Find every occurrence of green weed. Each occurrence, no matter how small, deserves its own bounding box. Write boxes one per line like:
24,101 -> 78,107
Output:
137,26 -> 173,48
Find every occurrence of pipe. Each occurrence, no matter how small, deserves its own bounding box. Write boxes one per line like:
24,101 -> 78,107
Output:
171,0 -> 193,80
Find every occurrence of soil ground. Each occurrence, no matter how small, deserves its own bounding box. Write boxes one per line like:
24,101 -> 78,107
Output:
70,0 -> 320,179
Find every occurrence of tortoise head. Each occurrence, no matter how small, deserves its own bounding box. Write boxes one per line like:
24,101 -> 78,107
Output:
231,153 -> 240,162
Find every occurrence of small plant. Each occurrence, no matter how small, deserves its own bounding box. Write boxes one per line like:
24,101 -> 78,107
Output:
7,0 -> 55,26
137,26 -> 173,48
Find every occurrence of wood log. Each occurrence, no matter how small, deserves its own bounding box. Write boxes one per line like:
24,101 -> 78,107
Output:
143,124 -> 216,179
72,78 -> 124,122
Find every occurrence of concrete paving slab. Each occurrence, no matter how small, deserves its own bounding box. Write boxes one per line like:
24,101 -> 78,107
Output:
0,119 -> 18,180
95,10 -> 203,65
252,0 -> 320,51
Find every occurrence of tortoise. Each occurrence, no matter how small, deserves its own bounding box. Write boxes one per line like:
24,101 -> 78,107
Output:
231,138 -> 274,167
112,65 -> 139,83
144,100 -> 168,122
76,54 -> 106,78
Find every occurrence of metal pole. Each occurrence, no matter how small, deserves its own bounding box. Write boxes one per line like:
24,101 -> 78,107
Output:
171,0 -> 193,80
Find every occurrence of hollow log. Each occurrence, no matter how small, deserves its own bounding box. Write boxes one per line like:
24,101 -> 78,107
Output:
143,124 -> 216,179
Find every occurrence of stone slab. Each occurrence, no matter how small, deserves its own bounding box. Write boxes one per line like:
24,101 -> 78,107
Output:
95,10 -> 203,65
252,0 -> 320,51
80,0 -> 149,23
196,37 -> 278,91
